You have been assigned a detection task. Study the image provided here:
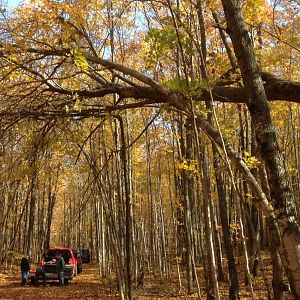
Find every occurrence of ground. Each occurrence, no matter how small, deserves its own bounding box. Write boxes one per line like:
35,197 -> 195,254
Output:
0,260 -> 296,299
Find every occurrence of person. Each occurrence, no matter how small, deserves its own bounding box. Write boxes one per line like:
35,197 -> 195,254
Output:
55,253 -> 65,286
35,265 -> 47,287
20,255 -> 30,286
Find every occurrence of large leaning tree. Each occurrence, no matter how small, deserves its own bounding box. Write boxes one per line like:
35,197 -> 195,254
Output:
0,0 -> 300,298
221,0 -> 300,298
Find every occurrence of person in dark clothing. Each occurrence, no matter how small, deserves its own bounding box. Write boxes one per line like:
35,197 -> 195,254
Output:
35,266 -> 47,287
20,255 -> 30,285
55,253 -> 65,286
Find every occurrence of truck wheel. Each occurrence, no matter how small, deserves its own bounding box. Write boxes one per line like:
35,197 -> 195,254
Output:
30,277 -> 36,285
77,265 -> 82,274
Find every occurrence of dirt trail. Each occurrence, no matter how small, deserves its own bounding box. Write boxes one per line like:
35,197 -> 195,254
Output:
0,263 -> 295,299
0,265 -> 116,300
0,264 -> 198,300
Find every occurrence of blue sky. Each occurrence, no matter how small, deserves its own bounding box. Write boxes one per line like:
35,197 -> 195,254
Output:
7,0 -> 25,9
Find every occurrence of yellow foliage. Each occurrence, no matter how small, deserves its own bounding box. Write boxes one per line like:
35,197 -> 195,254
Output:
176,158 -> 198,175
230,223 -> 241,230
243,151 -> 261,169
243,0 -> 269,25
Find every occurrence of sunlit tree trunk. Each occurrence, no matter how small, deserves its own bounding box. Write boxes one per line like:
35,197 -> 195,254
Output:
26,154 -> 38,256
196,1 -> 231,296
118,116 -> 132,300
200,143 -> 220,300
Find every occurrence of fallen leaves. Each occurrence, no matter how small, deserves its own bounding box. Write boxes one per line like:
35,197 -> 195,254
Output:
0,259 -> 296,299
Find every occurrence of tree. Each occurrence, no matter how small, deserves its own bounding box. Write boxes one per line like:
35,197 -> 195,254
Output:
221,0 -> 300,297
0,0 -> 300,298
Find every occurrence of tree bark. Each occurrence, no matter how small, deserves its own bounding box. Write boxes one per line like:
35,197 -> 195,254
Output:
220,0 -> 300,298
199,143 -> 220,300
213,151 -> 240,300
118,116 -> 132,300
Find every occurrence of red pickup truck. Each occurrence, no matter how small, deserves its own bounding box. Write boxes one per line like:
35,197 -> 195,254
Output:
28,247 -> 79,285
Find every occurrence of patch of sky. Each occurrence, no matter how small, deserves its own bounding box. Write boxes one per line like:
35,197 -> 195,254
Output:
2,0 -> 27,14
7,0 -> 25,9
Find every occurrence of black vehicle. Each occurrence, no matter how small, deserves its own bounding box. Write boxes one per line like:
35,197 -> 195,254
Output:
81,248 -> 91,263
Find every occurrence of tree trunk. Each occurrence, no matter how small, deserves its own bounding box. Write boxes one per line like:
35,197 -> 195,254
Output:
210,198 -> 225,282
221,1 -> 300,297
200,143 -> 220,300
118,116 -> 132,300
178,122 -> 194,294
26,164 -> 37,256
213,149 -> 240,300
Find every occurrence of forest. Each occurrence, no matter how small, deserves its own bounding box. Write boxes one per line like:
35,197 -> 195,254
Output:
0,0 -> 300,299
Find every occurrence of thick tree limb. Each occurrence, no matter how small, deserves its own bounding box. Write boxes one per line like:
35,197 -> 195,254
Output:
206,81 -> 300,104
